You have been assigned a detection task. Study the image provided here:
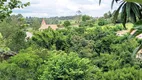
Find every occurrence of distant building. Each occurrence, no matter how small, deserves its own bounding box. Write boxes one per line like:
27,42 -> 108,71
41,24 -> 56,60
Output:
25,32 -> 33,41
39,19 -> 58,30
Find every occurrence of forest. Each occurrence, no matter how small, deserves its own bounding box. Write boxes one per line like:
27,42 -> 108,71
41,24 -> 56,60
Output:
0,0 -> 142,80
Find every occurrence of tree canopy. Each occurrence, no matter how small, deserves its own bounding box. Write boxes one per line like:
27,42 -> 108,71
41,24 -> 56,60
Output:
0,0 -> 141,80
0,0 -> 30,21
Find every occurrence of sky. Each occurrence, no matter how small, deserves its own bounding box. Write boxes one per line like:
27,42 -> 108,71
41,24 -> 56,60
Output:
13,0 -> 120,18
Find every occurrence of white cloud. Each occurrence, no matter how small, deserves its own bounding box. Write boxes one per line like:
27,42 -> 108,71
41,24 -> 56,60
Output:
88,0 -> 94,2
13,0 -> 119,17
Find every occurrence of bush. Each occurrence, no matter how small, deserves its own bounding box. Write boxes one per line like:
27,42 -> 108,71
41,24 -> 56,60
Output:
7,30 -> 27,52
0,62 -> 25,80
100,67 -> 142,80
39,52 -> 99,80
98,18 -> 108,26
82,15 -> 91,21
0,53 -> 43,80
63,21 -> 71,27
79,20 -> 94,27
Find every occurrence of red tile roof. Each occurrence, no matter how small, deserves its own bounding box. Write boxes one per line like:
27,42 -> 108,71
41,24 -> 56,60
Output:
41,19 -> 46,25
39,19 -> 58,30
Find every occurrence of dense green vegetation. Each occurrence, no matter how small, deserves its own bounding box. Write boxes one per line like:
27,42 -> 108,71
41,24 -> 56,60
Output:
0,21 -> 142,79
0,0 -> 142,80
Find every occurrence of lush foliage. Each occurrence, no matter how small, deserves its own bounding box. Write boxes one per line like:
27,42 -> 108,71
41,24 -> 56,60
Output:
0,0 -> 142,80
79,15 -> 95,27
40,52 -> 98,80
0,0 -> 30,21
0,53 -> 43,80
0,25 -> 141,79
63,20 -> 71,27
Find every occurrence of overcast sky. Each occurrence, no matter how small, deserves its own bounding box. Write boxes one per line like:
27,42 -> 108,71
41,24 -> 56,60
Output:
13,0 -> 120,17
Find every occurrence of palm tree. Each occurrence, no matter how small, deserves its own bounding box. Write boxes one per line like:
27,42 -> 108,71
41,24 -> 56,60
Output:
100,0 -> 142,29
125,0 -> 142,57
100,0 -> 142,57
126,0 -> 142,4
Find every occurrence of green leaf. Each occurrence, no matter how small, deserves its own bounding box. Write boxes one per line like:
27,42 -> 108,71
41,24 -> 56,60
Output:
132,43 -> 142,57
130,10 -> 136,23
111,0 -> 115,9
99,0 -> 101,5
126,2 -> 131,18
134,20 -> 142,26
113,2 -> 125,23
131,4 -> 141,18
121,3 -> 127,29
126,0 -> 142,4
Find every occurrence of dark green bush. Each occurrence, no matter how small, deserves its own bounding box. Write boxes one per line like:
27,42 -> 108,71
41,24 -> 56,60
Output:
63,20 -> 71,27
40,52 -> 99,80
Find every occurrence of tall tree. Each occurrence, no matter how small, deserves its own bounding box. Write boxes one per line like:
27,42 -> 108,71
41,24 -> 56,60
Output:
76,10 -> 82,23
0,0 -> 30,21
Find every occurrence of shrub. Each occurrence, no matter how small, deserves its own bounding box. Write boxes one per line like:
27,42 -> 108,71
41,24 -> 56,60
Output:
63,21 -> 71,27
39,52 -> 99,80
98,18 -> 108,26
0,53 -> 43,80
82,15 -> 91,21
101,67 -> 142,80
7,30 -> 27,52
